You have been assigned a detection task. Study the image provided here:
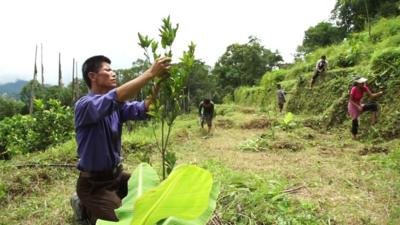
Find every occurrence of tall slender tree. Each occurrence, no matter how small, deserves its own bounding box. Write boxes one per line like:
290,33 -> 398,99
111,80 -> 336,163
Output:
75,60 -> 79,100
58,52 -> 63,87
29,45 -> 38,115
72,58 -> 75,103
40,43 -> 44,86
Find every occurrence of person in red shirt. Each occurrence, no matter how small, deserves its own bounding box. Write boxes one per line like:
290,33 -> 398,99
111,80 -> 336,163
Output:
347,77 -> 383,139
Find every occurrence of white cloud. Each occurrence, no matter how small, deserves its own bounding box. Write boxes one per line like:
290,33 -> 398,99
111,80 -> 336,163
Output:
0,0 -> 336,85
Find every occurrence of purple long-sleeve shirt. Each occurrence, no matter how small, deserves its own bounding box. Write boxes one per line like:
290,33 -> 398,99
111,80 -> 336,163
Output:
74,89 -> 147,172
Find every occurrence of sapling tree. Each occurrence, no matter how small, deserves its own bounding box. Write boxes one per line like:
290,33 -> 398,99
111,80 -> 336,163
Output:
138,16 -> 196,179
97,18 -> 219,225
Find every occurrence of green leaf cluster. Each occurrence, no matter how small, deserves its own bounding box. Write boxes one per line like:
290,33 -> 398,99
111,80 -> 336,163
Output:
137,17 -> 196,179
159,16 -> 179,55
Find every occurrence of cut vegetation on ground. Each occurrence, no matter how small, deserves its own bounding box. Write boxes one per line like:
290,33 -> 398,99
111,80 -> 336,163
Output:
1,105 -> 399,225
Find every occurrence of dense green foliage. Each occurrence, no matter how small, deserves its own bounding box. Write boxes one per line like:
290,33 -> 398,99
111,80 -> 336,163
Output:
0,96 -> 24,121
298,22 -> 346,54
332,0 -> 400,33
184,60 -> 216,111
0,99 -> 73,158
212,36 -> 282,100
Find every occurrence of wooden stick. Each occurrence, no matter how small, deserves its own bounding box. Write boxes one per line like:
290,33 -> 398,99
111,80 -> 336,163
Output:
15,163 -> 76,169
282,185 -> 305,194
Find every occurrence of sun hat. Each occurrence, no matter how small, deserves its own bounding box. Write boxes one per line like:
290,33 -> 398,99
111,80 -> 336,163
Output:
355,77 -> 368,83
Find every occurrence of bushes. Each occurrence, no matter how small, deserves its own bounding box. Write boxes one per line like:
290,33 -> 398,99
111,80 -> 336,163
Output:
260,69 -> 287,88
370,17 -> 400,43
0,99 -> 73,158
371,47 -> 400,79
0,96 -> 24,121
0,115 -> 34,157
234,86 -> 267,108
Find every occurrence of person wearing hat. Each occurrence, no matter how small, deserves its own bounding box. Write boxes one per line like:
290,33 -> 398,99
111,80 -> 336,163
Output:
347,77 -> 383,139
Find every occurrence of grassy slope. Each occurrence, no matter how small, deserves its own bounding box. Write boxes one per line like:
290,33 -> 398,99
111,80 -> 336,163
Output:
234,16 -> 400,141
1,106 -> 399,224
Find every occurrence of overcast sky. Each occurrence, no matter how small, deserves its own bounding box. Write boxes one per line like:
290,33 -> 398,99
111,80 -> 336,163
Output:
0,0 -> 336,85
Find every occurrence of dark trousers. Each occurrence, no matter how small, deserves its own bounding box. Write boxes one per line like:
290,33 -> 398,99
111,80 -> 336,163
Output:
352,119 -> 359,135
77,169 -> 130,225
351,102 -> 378,135
311,70 -> 322,87
201,114 -> 213,127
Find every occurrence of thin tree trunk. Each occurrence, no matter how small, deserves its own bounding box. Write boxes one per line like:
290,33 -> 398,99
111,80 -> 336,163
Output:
75,60 -> 79,99
58,52 -> 63,87
161,119 -> 166,180
40,43 -> 44,86
363,0 -> 371,37
29,45 -> 38,115
72,58 -> 75,103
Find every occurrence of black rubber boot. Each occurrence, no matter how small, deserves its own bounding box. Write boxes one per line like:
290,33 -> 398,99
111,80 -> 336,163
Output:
70,193 -> 89,225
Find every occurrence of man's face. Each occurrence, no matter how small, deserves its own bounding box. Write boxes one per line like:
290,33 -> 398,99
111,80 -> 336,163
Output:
90,62 -> 117,90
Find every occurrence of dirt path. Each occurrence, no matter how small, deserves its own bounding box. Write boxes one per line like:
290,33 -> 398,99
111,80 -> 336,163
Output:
174,111 -> 398,225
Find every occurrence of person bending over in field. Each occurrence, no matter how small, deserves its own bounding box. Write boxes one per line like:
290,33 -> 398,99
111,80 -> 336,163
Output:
199,98 -> 214,135
310,55 -> 328,88
347,76 -> 383,139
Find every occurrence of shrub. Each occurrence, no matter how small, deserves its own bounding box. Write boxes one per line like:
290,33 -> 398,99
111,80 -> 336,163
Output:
0,99 -> 73,158
260,69 -> 287,88
371,47 -> 400,78
335,50 -> 358,68
0,96 -> 24,121
0,115 -> 34,156
370,17 -> 400,43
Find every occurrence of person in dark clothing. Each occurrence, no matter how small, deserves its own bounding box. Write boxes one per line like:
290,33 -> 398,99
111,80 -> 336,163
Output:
310,55 -> 328,88
71,55 -> 171,225
199,98 -> 214,134
276,83 -> 286,113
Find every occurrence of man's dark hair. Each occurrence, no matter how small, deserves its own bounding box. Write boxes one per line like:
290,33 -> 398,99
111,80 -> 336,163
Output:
203,98 -> 211,104
277,83 -> 282,89
82,55 -> 111,88
321,55 -> 326,60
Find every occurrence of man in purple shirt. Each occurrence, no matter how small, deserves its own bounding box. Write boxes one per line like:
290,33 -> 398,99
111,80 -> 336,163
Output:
71,55 -> 170,224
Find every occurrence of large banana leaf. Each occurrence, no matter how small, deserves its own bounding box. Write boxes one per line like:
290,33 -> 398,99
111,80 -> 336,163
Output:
97,163 -> 217,225
130,164 -> 213,225
158,182 -> 220,225
97,163 -> 160,225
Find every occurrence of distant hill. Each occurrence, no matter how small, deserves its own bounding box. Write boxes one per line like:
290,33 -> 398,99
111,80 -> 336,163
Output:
0,80 -> 28,99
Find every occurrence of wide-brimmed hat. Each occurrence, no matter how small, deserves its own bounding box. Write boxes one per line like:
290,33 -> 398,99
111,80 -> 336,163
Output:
355,77 -> 368,83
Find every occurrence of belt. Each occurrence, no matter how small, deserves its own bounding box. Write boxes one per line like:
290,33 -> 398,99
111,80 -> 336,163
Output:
79,164 -> 123,179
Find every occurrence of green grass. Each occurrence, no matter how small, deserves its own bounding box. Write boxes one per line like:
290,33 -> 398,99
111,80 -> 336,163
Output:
1,105 -> 399,225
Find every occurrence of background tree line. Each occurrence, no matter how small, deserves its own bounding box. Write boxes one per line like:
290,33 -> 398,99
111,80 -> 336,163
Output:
297,0 -> 400,55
